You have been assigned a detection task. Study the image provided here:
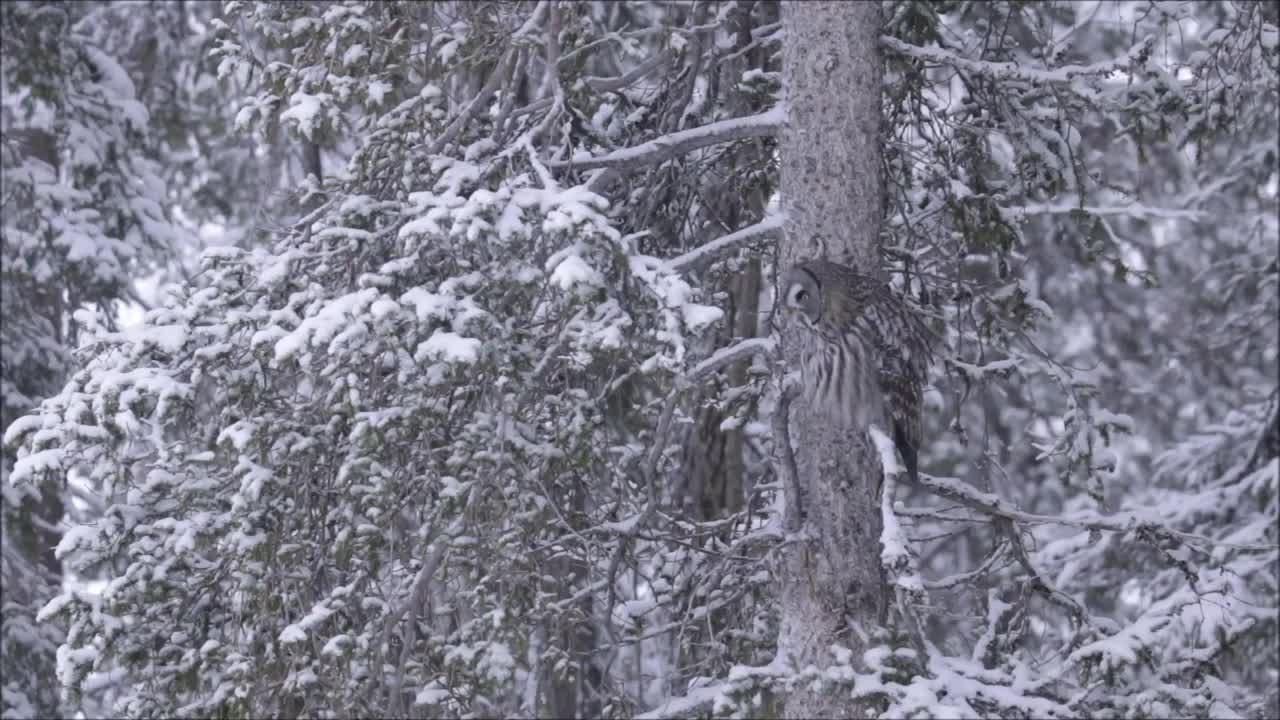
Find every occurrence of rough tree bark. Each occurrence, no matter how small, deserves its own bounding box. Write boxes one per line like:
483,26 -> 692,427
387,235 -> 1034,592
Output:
776,3 -> 888,718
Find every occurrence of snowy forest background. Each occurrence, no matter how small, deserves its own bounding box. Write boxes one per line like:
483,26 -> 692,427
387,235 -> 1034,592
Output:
2,1 -> 1277,718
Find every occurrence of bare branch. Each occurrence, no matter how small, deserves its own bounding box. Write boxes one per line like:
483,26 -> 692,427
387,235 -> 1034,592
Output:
924,541 -> 1009,590
662,1 -> 710,133
998,517 -> 1090,630
426,1 -> 549,155
584,49 -> 672,92
383,520 -> 456,716
428,50 -> 516,155
511,96 -> 553,120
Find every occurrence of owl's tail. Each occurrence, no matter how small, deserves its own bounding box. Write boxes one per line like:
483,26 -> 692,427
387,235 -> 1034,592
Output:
892,420 -> 920,486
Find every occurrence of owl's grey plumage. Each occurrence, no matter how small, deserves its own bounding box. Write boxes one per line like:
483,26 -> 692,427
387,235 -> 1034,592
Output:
782,260 -> 934,485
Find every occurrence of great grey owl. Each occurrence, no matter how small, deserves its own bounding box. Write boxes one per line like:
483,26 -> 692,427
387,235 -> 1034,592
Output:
782,259 -> 934,485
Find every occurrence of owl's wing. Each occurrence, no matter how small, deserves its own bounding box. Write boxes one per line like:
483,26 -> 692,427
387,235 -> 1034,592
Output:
863,287 -> 933,485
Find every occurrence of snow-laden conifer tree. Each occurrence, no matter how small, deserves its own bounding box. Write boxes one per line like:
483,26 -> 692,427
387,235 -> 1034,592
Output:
1,1 -> 182,716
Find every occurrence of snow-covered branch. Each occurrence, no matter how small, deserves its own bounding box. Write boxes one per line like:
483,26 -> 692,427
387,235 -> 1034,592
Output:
772,375 -> 802,532
915,473 -> 1278,552
880,34 -> 1153,85
684,336 -> 777,384
874,425 -> 931,654
548,106 -> 783,172
873,426 -> 910,577
1002,202 -> 1204,222
665,214 -> 786,274
636,658 -> 788,719
924,542 -> 1008,590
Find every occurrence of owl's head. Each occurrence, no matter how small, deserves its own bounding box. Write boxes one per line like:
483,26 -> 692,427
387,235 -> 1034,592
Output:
781,265 -> 823,326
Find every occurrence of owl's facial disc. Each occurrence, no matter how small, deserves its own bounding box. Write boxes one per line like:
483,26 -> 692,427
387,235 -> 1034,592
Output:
784,280 -> 819,325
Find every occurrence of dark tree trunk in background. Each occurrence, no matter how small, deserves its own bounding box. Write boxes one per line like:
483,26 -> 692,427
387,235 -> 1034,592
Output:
678,0 -> 776,524
1,126 -> 67,719
547,477 -> 601,719
6,126 -> 66,575
303,140 -> 322,184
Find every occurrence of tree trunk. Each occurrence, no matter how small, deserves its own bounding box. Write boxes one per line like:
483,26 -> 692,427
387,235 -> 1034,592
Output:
777,3 -> 888,717
546,477 -> 601,719
303,140 -> 322,184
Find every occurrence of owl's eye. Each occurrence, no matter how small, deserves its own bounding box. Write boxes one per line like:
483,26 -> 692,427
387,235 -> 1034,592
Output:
794,289 -> 808,303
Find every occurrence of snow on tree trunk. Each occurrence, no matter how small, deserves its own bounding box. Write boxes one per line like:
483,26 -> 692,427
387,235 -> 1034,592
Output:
777,2 -> 888,717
